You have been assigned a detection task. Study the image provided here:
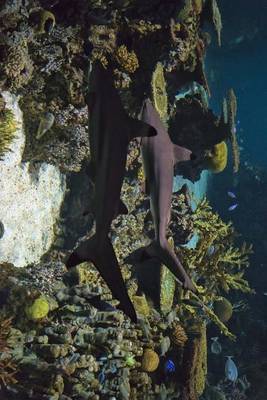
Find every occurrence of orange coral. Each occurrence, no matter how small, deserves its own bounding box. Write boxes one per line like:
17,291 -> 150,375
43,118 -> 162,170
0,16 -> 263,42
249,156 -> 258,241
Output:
170,323 -> 188,347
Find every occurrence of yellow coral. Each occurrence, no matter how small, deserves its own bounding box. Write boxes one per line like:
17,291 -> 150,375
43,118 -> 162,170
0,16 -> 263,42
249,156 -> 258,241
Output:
205,141 -> 228,173
170,323 -> 188,347
151,62 -> 168,122
141,349 -> 160,372
25,296 -> 50,320
132,294 -> 150,317
0,103 -> 18,160
115,45 -> 139,73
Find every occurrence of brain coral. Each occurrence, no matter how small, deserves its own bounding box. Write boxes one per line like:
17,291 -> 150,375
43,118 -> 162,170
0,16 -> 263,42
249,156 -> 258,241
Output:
141,349 -> 160,372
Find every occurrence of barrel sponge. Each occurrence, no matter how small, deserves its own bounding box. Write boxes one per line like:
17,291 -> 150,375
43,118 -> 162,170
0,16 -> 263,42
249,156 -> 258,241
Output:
206,141 -> 228,173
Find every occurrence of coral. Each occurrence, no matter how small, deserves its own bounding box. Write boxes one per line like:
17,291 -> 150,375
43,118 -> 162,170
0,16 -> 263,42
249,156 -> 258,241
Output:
181,322 -> 207,400
129,20 -> 161,36
2,36 -> 33,90
213,297 -> 233,323
89,25 -> 117,54
36,10 -> 56,35
227,88 -> 240,173
205,141 -> 228,173
132,295 -> 150,317
193,0 -> 203,15
170,323 -> 188,347
177,198 -> 253,338
0,102 -> 18,160
204,385 -> 226,400
151,62 -> 168,122
210,0 -> 222,46
0,317 -> 18,386
115,45 -> 139,74
141,349 -> 160,372
25,296 -> 50,321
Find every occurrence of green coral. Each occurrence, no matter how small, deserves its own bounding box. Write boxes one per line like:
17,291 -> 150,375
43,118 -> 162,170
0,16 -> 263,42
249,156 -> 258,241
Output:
0,101 -> 18,160
25,296 -> 50,321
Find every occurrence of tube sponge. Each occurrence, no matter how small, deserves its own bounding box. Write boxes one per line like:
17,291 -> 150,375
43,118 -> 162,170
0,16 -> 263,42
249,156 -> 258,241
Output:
205,141 -> 228,173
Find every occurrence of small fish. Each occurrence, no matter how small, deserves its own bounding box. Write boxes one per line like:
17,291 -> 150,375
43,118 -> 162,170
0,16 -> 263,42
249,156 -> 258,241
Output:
211,337 -> 222,355
263,292 -> 267,296
227,191 -> 236,199
36,112 -> 55,139
164,359 -> 176,374
98,369 -> 106,384
228,203 -> 238,211
160,336 -> 171,356
207,245 -> 216,256
225,356 -> 238,382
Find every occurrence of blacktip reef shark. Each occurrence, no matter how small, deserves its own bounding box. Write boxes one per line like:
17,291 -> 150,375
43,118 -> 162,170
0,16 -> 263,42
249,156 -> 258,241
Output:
65,62 -> 156,323
140,99 -> 196,292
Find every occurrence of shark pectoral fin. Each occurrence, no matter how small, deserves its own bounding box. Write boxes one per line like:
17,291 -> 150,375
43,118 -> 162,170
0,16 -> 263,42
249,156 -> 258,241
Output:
128,118 -> 157,141
173,144 -> 192,164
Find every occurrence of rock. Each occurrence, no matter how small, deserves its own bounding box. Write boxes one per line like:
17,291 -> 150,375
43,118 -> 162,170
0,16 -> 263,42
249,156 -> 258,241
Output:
0,92 -> 66,268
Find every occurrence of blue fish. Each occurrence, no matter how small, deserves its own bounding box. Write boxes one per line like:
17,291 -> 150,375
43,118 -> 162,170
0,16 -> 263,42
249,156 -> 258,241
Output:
225,356 -> 238,382
164,359 -> 176,374
228,203 -> 238,211
227,191 -> 236,199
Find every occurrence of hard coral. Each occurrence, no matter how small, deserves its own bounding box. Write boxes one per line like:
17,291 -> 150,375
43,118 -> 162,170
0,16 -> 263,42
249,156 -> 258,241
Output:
205,141 -> 228,173
0,101 -> 18,160
25,296 -> 50,321
141,349 -> 160,372
151,62 -> 168,122
170,323 -> 188,347
115,45 -> 139,74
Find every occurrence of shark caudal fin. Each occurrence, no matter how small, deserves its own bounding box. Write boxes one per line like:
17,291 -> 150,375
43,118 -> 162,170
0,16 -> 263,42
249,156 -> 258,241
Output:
142,241 -> 196,293
128,117 -> 157,141
65,235 -> 137,322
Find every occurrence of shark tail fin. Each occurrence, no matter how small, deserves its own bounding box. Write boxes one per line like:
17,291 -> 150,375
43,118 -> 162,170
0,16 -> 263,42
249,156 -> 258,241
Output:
65,235 -> 137,323
128,117 -> 157,141
140,241 -> 196,293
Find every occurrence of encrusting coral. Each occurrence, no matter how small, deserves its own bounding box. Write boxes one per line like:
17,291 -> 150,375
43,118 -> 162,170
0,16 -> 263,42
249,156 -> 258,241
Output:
151,62 -> 168,122
0,97 -> 18,159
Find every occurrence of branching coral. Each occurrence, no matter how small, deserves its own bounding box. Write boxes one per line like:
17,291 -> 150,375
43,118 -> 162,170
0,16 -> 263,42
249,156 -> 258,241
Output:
176,198 -> 253,338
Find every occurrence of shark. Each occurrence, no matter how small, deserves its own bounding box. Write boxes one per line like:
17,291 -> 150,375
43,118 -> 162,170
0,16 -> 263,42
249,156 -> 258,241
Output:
65,62 -> 156,322
140,99 -> 196,292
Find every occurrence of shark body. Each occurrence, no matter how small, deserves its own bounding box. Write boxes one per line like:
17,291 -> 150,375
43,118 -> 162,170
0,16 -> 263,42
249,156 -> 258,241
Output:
140,99 -> 195,292
66,63 -> 156,322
